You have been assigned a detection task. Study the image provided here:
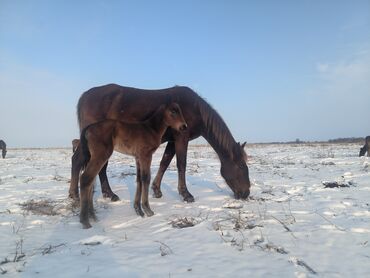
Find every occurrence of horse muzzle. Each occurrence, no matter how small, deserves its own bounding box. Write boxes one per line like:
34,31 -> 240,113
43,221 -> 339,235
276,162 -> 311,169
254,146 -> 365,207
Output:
234,189 -> 250,200
179,124 -> 188,131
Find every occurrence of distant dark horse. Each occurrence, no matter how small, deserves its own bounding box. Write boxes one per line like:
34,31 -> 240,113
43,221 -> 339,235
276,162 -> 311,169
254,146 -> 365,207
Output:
359,136 -> 370,157
72,139 -> 80,153
0,140 -> 6,159
70,84 -> 250,203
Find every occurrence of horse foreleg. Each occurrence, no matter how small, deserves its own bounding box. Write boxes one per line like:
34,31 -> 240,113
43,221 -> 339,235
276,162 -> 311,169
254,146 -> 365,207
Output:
152,141 -> 175,198
134,159 -> 144,217
140,157 -> 154,217
99,162 -> 120,201
175,136 -> 194,202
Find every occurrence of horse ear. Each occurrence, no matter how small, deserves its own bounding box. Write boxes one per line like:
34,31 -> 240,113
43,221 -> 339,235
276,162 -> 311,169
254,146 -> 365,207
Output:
241,142 -> 246,149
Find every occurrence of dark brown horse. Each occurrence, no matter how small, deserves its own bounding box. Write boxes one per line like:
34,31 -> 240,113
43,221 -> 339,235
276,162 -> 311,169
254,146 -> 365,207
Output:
359,136 -> 370,157
70,84 -> 250,203
0,140 -> 6,159
76,102 -> 187,228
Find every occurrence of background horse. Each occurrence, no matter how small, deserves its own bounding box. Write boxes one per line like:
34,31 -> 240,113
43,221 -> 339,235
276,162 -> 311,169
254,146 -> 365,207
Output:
0,140 -> 6,159
72,84 -> 250,203
76,102 -> 187,228
72,139 -> 80,153
359,136 -> 370,157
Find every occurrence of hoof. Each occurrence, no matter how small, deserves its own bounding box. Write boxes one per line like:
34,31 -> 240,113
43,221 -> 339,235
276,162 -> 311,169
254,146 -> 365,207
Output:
135,207 -> 145,217
103,192 -> 120,202
69,193 -> 80,202
152,188 -> 163,198
180,190 -> 195,203
89,211 -> 97,222
143,206 -> 154,217
111,194 -> 120,202
81,220 -> 92,229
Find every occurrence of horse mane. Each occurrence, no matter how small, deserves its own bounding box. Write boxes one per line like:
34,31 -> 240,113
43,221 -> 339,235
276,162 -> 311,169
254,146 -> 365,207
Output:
196,95 -> 237,159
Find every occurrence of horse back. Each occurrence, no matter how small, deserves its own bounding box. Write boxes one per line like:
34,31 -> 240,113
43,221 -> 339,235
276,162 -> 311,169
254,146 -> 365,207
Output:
77,84 -> 203,139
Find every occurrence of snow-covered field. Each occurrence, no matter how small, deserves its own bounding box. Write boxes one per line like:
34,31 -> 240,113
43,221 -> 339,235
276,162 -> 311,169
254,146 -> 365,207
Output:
0,143 -> 369,277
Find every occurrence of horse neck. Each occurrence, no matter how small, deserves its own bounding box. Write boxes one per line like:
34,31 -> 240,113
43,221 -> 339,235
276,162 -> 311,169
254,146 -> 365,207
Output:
146,107 -> 168,138
204,135 -> 235,164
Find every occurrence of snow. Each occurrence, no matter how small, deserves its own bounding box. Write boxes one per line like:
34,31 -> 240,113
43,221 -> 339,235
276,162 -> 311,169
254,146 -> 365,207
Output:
0,144 -> 369,277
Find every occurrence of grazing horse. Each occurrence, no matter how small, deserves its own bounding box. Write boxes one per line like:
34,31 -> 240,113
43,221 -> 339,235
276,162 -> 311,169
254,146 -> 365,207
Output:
70,84 -> 250,203
76,102 -> 187,228
0,140 -> 6,159
359,136 -> 370,157
72,139 -> 80,153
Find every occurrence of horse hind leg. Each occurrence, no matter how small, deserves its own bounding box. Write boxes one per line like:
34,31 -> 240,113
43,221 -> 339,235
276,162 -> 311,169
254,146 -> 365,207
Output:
80,156 -> 111,228
87,181 -> 97,221
152,141 -> 176,198
174,137 -> 194,202
79,171 -> 94,229
99,162 -> 120,202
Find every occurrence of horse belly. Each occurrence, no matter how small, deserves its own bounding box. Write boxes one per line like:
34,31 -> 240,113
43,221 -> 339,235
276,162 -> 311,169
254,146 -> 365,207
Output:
113,139 -> 135,156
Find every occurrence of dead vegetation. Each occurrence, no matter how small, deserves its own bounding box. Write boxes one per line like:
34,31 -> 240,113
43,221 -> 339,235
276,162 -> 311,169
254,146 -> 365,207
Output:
19,198 -> 75,216
170,217 -> 199,228
40,243 -> 66,255
322,181 -> 352,188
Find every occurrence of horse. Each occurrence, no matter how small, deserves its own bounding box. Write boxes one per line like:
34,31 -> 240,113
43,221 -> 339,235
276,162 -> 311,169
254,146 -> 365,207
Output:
75,102 -> 187,228
0,140 -> 6,159
359,136 -> 370,157
70,84 -> 250,203
72,139 -> 80,153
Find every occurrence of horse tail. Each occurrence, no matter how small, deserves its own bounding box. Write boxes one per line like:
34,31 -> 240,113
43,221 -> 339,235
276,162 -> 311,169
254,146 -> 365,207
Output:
79,126 -> 91,169
77,95 -> 84,132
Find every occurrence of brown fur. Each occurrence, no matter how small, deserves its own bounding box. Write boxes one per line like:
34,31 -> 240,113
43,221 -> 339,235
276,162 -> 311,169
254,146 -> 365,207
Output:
70,84 -> 250,203
76,102 -> 187,228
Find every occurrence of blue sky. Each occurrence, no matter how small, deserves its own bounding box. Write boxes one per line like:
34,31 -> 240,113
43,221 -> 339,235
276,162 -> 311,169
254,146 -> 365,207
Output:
1,0 -> 369,147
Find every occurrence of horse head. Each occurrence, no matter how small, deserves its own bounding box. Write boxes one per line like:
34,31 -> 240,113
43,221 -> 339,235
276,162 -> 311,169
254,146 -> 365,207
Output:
220,142 -> 250,199
164,103 -> 188,132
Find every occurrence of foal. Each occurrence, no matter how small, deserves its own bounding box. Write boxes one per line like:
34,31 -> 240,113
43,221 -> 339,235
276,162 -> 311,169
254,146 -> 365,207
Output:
78,102 -> 187,228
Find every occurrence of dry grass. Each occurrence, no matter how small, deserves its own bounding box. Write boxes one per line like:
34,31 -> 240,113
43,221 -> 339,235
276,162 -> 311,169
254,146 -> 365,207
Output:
19,199 -> 72,216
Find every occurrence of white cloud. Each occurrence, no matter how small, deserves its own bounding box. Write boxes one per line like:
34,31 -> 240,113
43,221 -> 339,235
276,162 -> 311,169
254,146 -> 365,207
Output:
316,48 -> 370,94
297,46 -> 370,140
316,63 -> 329,73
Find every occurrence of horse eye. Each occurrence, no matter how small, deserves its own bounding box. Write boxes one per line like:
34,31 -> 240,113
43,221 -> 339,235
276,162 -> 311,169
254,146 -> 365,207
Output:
170,109 -> 177,115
